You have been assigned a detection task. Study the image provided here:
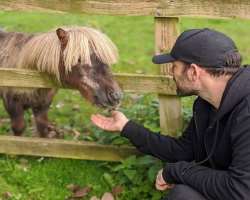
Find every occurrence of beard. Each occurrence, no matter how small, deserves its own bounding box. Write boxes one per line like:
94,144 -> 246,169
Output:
175,79 -> 198,97
176,87 -> 198,97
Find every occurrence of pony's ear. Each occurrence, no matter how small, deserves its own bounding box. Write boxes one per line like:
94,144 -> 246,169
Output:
56,28 -> 68,47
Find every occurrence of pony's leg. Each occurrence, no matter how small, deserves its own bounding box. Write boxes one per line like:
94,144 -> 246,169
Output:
32,105 -> 52,138
32,102 -> 61,138
2,96 -> 25,136
32,89 -> 62,138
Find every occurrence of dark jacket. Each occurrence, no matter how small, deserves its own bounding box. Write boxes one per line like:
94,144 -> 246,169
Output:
121,67 -> 250,200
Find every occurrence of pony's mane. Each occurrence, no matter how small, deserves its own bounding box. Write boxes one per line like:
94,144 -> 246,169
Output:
17,26 -> 119,81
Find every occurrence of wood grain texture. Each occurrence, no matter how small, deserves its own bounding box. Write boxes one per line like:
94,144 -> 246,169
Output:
156,0 -> 250,19
1,0 -> 250,18
0,68 -> 59,89
155,17 -> 182,136
0,135 -> 139,161
0,68 -> 177,95
0,0 -> 158,15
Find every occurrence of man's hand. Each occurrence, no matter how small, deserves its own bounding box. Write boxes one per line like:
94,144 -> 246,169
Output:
91,111 -> 129,132
155,169 -> 174,191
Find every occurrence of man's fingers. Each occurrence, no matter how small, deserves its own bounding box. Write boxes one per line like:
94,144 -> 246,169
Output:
156,177 -> 166,190
91,115 -> 102,125
155,182 -> 168,191
91,114 -> 117,131
156,173 -> 166,185
91,112 -> 128,132
155,182 -> 173,191
111,110 -> 120,116
91,114 -> 113,125
93,114 -> 114,122
91,115 -> 107,128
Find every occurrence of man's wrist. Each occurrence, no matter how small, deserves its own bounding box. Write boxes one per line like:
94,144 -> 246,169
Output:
162,164 -> 176,184
119,119 -> 129,132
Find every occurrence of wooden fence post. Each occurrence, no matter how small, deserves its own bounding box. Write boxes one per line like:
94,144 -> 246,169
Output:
154,16 -> 182,136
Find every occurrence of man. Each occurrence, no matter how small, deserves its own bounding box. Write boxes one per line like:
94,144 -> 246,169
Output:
91,28 -> 250,200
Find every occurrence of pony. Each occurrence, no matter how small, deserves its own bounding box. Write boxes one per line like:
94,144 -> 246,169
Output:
0,26 -> 122,138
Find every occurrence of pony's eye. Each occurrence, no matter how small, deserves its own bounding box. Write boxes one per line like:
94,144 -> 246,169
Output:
82,64 -> 92,73
78,58 -> 81,63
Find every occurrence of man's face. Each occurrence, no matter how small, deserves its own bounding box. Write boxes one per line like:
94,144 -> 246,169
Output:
171,61 -> 199,97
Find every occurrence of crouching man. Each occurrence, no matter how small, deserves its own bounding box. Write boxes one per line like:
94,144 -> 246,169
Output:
91,28 -> 250,200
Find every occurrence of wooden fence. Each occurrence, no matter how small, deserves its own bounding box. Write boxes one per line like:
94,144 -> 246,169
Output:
0,0 -> 249,161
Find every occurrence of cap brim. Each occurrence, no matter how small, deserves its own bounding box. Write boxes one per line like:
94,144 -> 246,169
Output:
152,54 -> 175,64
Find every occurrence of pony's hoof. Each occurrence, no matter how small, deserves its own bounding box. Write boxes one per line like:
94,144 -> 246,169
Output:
40,125 -> 64,139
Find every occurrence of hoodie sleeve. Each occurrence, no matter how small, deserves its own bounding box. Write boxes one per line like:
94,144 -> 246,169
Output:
120,118 -> 195,162
162,102 -> 250,200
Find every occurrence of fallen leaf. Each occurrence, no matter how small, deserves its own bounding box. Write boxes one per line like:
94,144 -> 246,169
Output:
66,184 -> 81,193
72,105 -> 80,111
2,191 -> 12,199
72,186 -> 91,198
90,196 -> 100,200
112,185 -> 123,196
72,129 -> 81,140
101,192 -> 114,200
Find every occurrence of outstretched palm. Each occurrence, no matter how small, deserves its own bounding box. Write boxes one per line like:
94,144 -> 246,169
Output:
91,111 -> 129,132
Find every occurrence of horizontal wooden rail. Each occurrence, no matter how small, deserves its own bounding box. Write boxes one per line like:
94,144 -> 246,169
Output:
1,0 -> 250,19
0,68 -> 177,95
0,135 -> 139,161
156,0 -> 250,19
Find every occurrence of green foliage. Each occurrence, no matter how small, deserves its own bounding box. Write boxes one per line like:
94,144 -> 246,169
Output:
88,94 -> 161,146
181,96 -> 196,129
0,156 -> 111,200
0,155 -> 166,200
120,94 -> 160,133
100,155 -> 164,200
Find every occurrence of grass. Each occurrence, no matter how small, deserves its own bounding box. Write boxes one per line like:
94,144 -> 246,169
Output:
0,11 -> 156,75
0,155 -> 111,200
0,10 -> 250,199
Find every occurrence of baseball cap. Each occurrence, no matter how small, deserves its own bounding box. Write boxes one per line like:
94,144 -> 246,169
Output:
152,28 -> 238,68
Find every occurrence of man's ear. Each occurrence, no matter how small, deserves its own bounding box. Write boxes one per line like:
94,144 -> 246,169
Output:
56,28 -> 68,48
187,63 -> 200,81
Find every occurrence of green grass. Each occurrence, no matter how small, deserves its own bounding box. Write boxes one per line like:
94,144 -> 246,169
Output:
0,155 -> 111,200
0,11 -> 156,75
0,11 -> 250,199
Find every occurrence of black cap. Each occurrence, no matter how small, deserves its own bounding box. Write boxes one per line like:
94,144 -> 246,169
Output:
152,28 -> 238,68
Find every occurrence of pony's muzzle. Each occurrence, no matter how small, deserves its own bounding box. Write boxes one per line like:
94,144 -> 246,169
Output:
93,89 -> 122,108
107,90 -> 122,104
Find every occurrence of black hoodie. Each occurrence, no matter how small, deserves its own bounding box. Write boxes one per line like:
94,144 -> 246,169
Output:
121,67 -> 250,200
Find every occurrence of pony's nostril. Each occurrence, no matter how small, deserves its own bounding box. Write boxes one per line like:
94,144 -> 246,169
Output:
108,91 -> 122,102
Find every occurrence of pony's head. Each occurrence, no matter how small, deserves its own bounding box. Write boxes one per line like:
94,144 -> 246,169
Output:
18,26 -> 122,109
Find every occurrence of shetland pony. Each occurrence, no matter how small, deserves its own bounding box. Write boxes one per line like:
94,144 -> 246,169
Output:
0,26 -> 122,137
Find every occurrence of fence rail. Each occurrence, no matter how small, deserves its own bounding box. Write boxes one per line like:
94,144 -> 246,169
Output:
0,67 -> 174,161
1,0 -> 250,19
0,68 -> 176,95
0,135 -> 139,161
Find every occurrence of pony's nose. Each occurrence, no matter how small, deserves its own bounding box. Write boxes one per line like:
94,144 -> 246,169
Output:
108,91 -> 122,103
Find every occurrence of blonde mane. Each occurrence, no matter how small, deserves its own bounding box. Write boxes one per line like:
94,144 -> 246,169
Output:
17,26 -> 119,81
